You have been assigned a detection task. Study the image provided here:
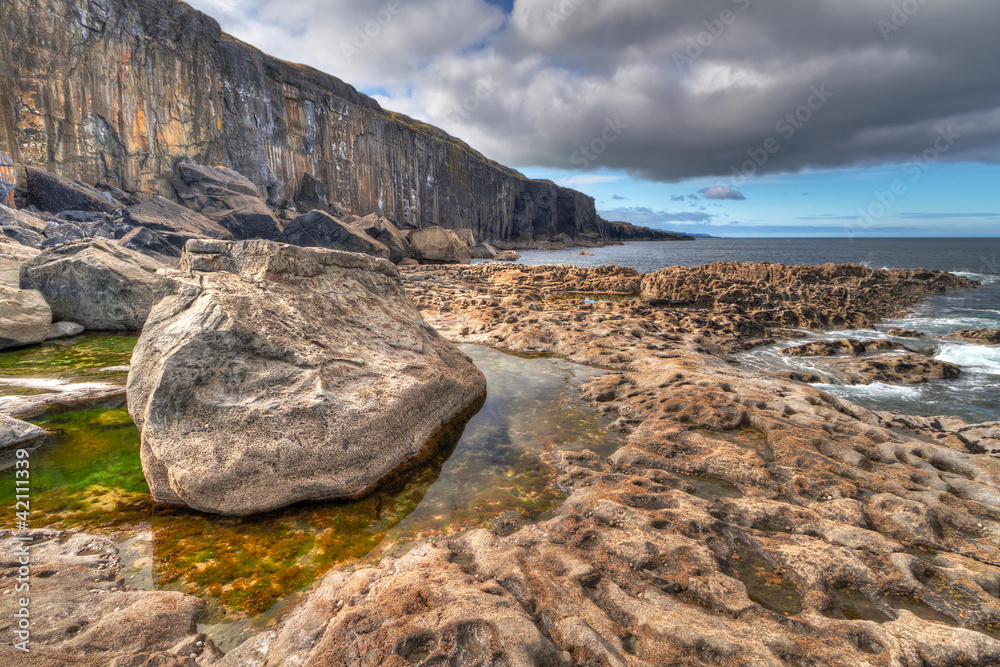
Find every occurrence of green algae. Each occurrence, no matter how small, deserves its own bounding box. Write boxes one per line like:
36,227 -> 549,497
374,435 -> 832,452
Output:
0,340 -> 624,643
0,334 -> 136,382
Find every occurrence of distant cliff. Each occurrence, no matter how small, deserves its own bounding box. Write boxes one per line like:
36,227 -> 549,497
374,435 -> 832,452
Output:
0,0 -> 680,244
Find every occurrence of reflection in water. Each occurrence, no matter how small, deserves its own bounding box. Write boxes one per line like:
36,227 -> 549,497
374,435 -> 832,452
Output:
0,337 -> 624,650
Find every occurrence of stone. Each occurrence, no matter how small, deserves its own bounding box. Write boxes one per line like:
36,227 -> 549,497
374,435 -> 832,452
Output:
0,414 -> 47,451
470,242 -> 497,260
293,172 -> 330,213
23,166 -> 120,214
123,195 -> 235,251
1,224 -> 44,248
0,530 -> 215,664
172,161 -> 283,240
832,354 -> 962,385
120,226 -> 184,262
280,210 -> 389,259
40,221 -> 85,248
579,250 -> 594,256
45,321 -> 85,341
495,250 -> 521,262
454,228 -> 476,247
1,203 -> 49,247
944,329 -> 1000,345
407,226 -> 472,265
0,152 -> 15,207
0,235 -> 41,287
126,239 -> 486,516
20,239 -> 164,331
887,328 -> 926,338
781,339 -> 906,357
354,213 -> 411,263
0,285 -> 52,349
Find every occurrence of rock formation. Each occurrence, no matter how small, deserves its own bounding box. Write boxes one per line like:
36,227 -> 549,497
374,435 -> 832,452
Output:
945,329 -> 1000,345
126,239 -> 486,516
19,239 -> 164,330
0,152 -> 15,207
0,285 -> 52,349
122,195 -> 235,253
279,210 -> 389,259
171,162 -> 282,241
407,226 -> 472,265
0,414 -> 46,451
0,0 -> 676,245
353,213 -> 411,263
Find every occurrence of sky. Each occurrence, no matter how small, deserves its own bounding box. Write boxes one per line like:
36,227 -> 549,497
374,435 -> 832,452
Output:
185,0 -> 1000,238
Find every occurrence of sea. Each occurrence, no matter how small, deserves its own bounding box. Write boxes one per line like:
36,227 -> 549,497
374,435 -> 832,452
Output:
512,238 -> 1000,424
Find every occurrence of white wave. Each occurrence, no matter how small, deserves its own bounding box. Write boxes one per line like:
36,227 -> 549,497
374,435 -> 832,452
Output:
816,382 -> 923,399
950,271 -> 1000,284
936,344 -> 1000,376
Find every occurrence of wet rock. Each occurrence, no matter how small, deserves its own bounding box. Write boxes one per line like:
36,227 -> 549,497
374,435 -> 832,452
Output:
0,531 -> 214,664
945,329 -> 1000,345
45,320 -> 85,341
470,242 -> 497,260
354,213 -> 411,263
642,262 -> 976,329
888,328 -> 927,338
280,210 -> 389,259
20,239 -> 164,330
580,250 -> 595,256
172,161 -> 282,240
0,414 -> 47,451
832,354 -> 962,385
0,285 -> 52,349
23,166 -> 120,214
407,226 -> 472,265
126,239 -> 486,515
781,339 -> 908,357
123,196 -> 235,252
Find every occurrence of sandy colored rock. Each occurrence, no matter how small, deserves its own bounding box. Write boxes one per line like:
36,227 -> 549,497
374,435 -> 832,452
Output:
407,226 -> 472,265
126,239 -> 486,515
19,239 -> 164,330
832,354 -> 962,385
945,328 -> 1000,345
0,285 -> 52,349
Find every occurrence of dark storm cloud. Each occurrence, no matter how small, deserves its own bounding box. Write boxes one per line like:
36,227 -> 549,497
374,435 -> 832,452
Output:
188,0 -> 1000,183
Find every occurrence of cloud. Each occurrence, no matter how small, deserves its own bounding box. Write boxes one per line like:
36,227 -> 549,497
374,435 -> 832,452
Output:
188,0 -> 1000,183
599,207 -> 714,227
613,194 -> 628,200
670,195 -> 686,202
699,186 -> 746,200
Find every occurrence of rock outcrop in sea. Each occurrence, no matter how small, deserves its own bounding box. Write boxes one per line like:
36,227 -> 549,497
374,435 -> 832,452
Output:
126,239 -> 487,516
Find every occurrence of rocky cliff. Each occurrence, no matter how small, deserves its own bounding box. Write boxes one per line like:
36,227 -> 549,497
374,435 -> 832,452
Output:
0,0 -> 677,244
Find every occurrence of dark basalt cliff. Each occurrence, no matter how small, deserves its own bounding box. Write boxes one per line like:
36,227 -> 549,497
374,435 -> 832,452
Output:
0,0 -> 686,244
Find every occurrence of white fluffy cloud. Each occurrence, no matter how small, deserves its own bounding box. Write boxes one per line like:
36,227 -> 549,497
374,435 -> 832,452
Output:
188,0 -> 1000,183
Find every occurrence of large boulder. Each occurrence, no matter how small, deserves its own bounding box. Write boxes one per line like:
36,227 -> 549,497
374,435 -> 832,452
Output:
127,239 -> 486,516
23,166 -> 120,213
172,161 -> 282,240
945,329 -> 1000,346
19,239 -> 164,330
280,210 -> 389,259
1,203 -> 49,249
0,285 -> 52,350
0,235 -> 40,287
0,415 -> 46,452
120,226 -> 182,263
354,213 -> 410,263
122,195 -> 234,252
470,242 -> 497,260
407,226 -> 472,265
293,172 -> 331,214
454,228 -> 476,247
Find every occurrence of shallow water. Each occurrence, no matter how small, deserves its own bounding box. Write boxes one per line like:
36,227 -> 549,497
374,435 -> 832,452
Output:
0,337 -> 623,651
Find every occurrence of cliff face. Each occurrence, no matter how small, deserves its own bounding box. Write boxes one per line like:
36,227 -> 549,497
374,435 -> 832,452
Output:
0,0 -> 637,243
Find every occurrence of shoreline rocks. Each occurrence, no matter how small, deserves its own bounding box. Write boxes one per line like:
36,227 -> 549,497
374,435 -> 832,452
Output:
19,239 -> 164,331
127,240 -> 486,515
945,329 -> 1000,345
280,210 -> 389,259
406,226 -> 472,265
0,286 -> 52,350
